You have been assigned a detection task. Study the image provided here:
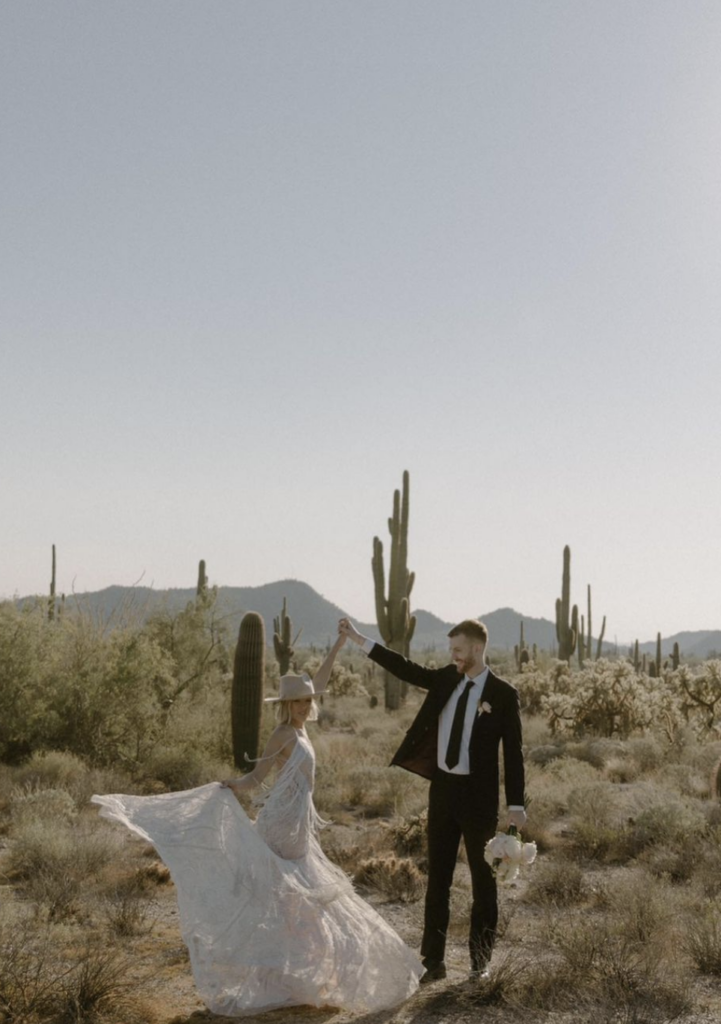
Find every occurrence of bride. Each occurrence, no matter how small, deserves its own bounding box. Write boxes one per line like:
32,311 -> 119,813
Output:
92,632 -> 422,1015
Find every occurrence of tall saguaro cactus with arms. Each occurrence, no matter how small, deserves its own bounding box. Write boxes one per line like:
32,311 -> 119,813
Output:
555,545 -> 578,663
372,470 -> 416,710
273,596 -> 301,676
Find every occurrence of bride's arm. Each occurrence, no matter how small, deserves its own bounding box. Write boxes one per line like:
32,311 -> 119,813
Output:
309,633 -> 347,697
221,724 -> 296,794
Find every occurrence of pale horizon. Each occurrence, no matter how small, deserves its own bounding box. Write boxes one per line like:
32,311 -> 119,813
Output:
3,3 -> 720,645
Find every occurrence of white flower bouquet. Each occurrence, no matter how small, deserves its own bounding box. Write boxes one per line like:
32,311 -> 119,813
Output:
483,825 -> 537,885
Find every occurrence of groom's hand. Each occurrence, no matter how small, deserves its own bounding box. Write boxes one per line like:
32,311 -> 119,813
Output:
507,808 -> 527,831
338,617 -> 364,646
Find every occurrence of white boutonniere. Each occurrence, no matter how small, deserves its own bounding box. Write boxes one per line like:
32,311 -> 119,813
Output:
477,700 -> 492,718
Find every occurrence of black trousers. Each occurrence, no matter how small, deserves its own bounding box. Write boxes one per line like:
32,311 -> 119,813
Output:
421,770 -> 498,970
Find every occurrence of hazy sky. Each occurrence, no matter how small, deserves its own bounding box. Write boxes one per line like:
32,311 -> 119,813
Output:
2,2 -> 720,643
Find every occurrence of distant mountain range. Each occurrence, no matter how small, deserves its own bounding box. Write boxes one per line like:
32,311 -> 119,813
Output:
16,578 -> 721,659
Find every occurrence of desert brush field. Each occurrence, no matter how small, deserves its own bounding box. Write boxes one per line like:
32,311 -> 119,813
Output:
3,600 -> 721,1023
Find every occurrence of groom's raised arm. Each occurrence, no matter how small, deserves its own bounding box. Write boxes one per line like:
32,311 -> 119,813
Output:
338,618 -> 443,691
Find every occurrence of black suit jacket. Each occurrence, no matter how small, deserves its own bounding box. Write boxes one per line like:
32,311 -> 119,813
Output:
369,644 -> 525,817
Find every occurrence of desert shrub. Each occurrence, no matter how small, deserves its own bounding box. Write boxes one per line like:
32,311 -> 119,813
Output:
550,914 -> 690,1022
642,829 -> 706,884
527,743 -> 565,767
10,786 -> 78,827
0,911 -> 62,1022
141,745 -> 209,791
625,795 -> 706,855
625,735 -> 666,773
9,820 -> 119,919
567,781 -> 624,860
14,750 -> 89,792
138,859 -> 171,885
353,855 -> 424,902
565,737 -> 627,768
524,858 -> 586,906
103,871 -> 158,937
51,945 -> 144,1024
684,901 -> 721,974
0,596 -> 234,771
608,872 -> 678,950
603,756 -> 640,784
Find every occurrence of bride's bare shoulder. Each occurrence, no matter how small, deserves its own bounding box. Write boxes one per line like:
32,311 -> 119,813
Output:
267,724 -> 297,751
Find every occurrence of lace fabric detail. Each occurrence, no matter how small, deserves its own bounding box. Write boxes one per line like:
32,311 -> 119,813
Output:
91,729 -> 421,1014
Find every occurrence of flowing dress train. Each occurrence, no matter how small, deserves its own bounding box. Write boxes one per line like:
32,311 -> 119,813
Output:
91,730 -> 422,1015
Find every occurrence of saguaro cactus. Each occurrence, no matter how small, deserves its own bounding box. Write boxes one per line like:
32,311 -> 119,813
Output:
48,544 -> 57,622
273,597 -> 301,676
372,470 -> 416,710
632,639 -> 640,674
595,615 -> 607,660
555,545 -> 578,663
649,632 -> 663,678
514,621 -> 530,669
671,641 -> 680,671
231,612 -> 266,770
196,559 -> 208,597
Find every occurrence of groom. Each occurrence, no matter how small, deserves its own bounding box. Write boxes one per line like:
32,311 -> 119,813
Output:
339,616 -> 526,982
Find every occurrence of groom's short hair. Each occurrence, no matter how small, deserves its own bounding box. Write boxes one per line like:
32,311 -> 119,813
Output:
448,619 -> 488,645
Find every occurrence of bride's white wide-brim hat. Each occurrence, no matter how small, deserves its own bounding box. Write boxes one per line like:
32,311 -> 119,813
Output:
264,673 -> 320,703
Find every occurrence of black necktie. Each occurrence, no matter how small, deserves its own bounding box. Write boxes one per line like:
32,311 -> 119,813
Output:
445,678 -> 474,770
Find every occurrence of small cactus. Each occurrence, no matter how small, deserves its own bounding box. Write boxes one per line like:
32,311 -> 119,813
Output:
231,612 -> 266,770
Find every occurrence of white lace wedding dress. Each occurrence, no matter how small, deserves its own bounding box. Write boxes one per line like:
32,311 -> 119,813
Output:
91,730 -> 422,1015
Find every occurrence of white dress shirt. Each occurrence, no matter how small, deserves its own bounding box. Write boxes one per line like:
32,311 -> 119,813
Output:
360,635 -> 524,810
437,669 -> 488,774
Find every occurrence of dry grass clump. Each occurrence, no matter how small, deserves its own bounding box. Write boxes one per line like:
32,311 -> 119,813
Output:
524,857 -> 586,906
9,819 -> 120,920
353,854 -> 424,902
0,908 -> 147,1024
102,870 -> 159,937
10,785 -> 78,827
684,901 -> 721,975
566,780 -> 622,860
544,913 -> 691,1021
14,750 -> 89,792
140,745 -> 216,792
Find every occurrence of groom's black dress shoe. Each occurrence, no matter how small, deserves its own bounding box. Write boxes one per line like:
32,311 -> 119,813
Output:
420,959 -> 447,984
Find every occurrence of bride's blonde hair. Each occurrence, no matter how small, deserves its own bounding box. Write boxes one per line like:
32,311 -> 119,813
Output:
275,699 -> 319,725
